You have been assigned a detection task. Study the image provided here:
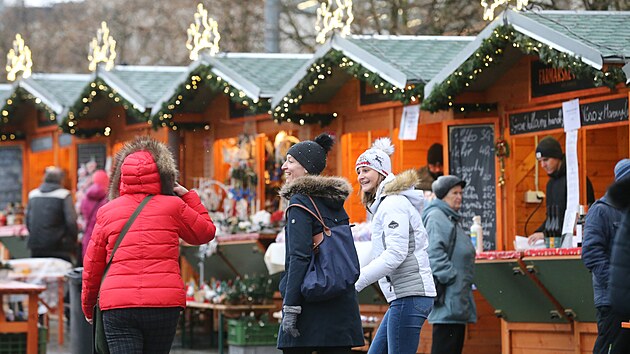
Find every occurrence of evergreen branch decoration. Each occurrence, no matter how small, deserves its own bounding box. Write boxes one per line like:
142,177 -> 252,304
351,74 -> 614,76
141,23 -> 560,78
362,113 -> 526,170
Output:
272,49 -> 424,126
421,25 -> 627,113
1,88 -> 57,131
62,78 -> 149,137
150,65 -> 270,130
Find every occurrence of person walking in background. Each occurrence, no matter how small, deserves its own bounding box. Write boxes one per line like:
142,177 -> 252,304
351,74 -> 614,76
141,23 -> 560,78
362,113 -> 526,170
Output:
25,166 -> 78,264
81,137 -> 216,354
528,136 -> 595,245
582,159 -> 630,354
422,175 -> 476,354
79,169 -> 110,262
354,137 -> 435,354
277,133 -> 363,354
416,143 -> 444,196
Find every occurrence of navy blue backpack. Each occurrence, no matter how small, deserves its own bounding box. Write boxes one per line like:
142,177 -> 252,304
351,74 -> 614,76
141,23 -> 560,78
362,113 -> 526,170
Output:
287,196 -> 360,302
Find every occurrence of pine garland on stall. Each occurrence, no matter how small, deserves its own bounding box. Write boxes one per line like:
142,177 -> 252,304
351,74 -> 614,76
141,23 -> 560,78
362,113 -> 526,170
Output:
421,25 -> 627,113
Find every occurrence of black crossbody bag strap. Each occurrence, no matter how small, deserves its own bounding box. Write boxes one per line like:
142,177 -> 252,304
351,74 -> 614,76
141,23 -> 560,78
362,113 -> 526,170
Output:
99,195 -> 153,285
445,219 -> 458,261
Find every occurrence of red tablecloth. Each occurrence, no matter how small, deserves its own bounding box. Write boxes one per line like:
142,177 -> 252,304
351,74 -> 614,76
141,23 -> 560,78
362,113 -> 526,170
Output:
476,247 -> 582,260
477,250 -> 522,260
523,247 -> 581,257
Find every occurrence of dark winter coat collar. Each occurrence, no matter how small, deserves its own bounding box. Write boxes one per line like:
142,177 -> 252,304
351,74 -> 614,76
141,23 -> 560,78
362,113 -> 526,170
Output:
609,176 -> 630,209
549,157 -> 566,179
39,182 -> 63,193
279,175 -> 352,203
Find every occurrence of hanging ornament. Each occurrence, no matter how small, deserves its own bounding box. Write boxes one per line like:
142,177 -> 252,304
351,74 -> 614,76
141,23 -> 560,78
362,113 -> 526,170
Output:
495,138 -> 509,187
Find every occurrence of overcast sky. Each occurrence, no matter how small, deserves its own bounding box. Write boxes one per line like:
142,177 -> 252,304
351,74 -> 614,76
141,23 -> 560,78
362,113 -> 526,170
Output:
3,0 -> 80,7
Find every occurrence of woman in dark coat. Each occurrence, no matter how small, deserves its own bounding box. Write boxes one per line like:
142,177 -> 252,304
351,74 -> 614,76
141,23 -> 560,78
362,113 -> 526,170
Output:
277,133 -> 364,354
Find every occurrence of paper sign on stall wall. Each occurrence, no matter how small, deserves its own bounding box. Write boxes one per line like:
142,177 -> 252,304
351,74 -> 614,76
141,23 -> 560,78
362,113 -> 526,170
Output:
563,98 -> 581,131
562,129 -> 580,236
399,105 -> 420,140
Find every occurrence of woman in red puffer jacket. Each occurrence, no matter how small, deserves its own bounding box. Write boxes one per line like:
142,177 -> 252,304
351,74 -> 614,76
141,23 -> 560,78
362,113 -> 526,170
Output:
82,137 -> 216,354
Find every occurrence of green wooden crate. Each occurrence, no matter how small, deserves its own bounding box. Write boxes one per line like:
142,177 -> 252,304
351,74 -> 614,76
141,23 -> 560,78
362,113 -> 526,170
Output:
0,326 -> 47,354
228,319 -> 279,346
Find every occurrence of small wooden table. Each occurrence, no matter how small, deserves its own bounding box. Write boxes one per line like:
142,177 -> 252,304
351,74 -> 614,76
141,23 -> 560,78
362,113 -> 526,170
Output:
185,301 -> 276,354
0,281 -> 46,354
8,274 -> 66,345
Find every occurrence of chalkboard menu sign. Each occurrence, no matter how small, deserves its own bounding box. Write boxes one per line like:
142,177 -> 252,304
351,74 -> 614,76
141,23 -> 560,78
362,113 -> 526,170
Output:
0,146 -> 23,209
580,97 -> 628,127
448,124 -> 497,250
31,136 -> 53,152
77,143 -> 107,170
509,97 -> 629,135
509,107 -> 563,135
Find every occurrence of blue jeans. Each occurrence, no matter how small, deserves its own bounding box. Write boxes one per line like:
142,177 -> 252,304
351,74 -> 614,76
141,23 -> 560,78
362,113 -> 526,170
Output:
368,296 -> 433,354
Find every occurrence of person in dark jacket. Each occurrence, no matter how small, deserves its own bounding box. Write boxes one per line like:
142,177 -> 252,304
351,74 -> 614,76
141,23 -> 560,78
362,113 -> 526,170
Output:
25,166 -> 78,263
277,133 -> 363,354
82,137 -> 216,354
608,160 -> 630,340
416,143 -> 444,193
422,175 -> 477,354
528,136 -> 595,245
582,159 -> 630,354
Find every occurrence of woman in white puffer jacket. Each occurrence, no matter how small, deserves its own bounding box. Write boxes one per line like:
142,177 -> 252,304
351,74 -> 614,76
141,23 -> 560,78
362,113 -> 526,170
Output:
354,138 -> 436,354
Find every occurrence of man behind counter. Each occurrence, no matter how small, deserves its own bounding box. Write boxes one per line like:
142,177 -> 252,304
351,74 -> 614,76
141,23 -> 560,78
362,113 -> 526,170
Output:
416,143 -> 444,193
528,136 -> 595,245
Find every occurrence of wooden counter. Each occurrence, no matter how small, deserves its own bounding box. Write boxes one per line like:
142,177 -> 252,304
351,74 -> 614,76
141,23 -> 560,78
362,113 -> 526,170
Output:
475,248 -> 597,354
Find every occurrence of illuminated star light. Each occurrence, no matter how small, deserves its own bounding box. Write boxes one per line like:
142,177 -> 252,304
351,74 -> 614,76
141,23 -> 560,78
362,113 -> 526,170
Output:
315,0 -> 354,44
186,3 -> 221,60
6,34 -> 33,82
88,21 -> 117,72
480,0 -> 529,21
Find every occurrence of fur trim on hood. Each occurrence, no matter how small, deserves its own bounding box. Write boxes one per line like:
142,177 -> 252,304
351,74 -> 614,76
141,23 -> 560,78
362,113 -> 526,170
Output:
383,169 -> 420,195
279,175 -> 352,202
109,136 -> 178,199
369,169 -> 423,214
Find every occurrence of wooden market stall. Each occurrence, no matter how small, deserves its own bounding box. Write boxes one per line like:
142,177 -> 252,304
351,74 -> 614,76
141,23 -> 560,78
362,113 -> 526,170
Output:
149,52 -> 315,280
271,33 -> 505,353
271,33 -> 488,223
421,9 -> 630,353
59,65 -> 187,190
0,74 -> 90,207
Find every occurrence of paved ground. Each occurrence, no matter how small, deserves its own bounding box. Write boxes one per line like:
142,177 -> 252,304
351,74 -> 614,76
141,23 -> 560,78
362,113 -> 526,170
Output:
46,315 -> 219,354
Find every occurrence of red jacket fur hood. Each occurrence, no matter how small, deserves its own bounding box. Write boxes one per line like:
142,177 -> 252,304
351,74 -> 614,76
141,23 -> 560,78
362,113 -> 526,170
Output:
82,137 -> 216,319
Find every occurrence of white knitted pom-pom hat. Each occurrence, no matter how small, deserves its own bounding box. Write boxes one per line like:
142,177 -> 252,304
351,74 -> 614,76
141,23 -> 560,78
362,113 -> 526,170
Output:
355,137 -> 394,177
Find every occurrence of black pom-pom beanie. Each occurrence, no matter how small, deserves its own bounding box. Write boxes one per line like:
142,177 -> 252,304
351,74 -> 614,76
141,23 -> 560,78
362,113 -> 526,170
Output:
286,133 -> 334,175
